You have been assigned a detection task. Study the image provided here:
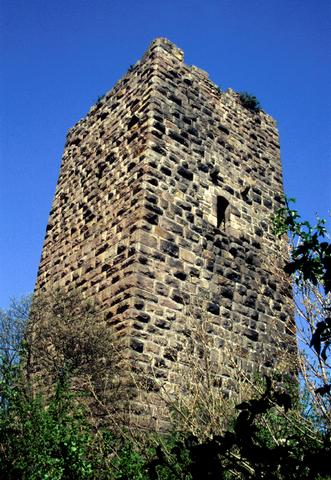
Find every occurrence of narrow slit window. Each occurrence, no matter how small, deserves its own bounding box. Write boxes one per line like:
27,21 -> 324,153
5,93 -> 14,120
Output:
217,196 -> 229,229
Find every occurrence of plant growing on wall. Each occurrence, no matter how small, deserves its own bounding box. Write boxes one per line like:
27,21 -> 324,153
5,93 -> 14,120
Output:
239,92 -> 261,112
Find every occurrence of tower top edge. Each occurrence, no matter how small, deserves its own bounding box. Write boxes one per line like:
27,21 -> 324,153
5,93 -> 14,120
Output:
143,37 -> 184,63
69,37 -> 277,134
139,38 -> 276,124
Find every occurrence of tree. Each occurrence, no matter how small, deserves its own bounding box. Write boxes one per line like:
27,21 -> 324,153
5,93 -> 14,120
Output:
0,289 -> 126,429
0,295 -> 31,368
26,289 -> 119,396
274,198 -> 331,429
0,290 -> 134,479
0,367 -> 94,479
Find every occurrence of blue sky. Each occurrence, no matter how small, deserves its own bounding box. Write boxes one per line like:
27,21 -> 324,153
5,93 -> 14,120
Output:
0,0 -> 330,307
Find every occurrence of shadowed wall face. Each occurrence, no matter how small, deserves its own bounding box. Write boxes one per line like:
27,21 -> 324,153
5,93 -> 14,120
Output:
36,38 -> 294,428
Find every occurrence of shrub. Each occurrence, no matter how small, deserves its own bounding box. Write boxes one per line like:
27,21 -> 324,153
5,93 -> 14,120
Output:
0,363 -> 93,479
239,92 -> 261,112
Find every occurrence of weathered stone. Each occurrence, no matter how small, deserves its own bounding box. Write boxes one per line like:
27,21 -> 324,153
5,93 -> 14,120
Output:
207,302 -> 220,315
136,312 -> 151,323
160,240 -> 179,258
35,37 -> 294,430
131,339 -> 144,353
177,166 -> 193,181
174,271 -> 187,281
180,249 -> 196,264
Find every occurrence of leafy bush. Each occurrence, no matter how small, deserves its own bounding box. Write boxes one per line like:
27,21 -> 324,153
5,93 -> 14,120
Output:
144,377 -> 330,480
1,360 -> 330,479
274,198 -> 330,294
0,364 -> 93,479
274,198 -> 331,429
239,92 -> 261,112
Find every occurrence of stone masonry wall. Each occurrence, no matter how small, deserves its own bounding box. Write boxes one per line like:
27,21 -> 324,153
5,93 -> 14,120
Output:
36,38 -> 294,429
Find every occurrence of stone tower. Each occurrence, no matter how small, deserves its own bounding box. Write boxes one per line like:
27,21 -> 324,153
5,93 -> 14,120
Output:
36,38 -> 293,427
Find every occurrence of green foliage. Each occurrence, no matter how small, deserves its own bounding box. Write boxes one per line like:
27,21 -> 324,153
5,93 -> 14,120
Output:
274,198 -> 331,423
113,444 -> 148,479
0,354 -> 185,480
274,198 -> 331,294
238,92 -> 261,112
1,361 -> 329,479
0,361 -> 93,479
144,378 -> 330,480
274,198 -> 331,401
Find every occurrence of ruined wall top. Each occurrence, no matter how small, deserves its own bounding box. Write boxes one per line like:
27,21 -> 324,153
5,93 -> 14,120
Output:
143,37 -> 184,62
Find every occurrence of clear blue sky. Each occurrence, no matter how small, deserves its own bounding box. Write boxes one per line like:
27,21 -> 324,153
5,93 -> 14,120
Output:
0,0 -> 330,307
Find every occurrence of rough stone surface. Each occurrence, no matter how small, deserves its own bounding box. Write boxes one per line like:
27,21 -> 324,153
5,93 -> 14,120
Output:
35,38 -> 294,428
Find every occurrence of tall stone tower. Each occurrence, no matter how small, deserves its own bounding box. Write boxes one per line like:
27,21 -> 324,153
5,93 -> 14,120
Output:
36,38 -> 293,427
